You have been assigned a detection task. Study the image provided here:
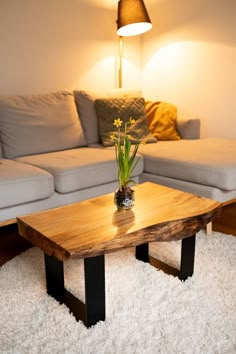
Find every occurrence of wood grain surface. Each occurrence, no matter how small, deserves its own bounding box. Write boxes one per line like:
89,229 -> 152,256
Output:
17,182 -> 221,261
0,218 -> 16,227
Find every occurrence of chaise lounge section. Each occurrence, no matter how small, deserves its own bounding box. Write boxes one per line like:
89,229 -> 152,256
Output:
139,138 -> 236,202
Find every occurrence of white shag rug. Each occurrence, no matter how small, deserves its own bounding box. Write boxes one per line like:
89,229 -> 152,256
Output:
0,231 -> 235,354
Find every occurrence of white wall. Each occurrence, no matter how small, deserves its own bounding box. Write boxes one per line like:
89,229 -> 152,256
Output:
1,0 -> 235,140
142,0 -> 236,139
0,0 -> 142,95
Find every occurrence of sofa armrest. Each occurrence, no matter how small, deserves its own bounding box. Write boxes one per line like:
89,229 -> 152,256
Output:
176,118 -> 201,139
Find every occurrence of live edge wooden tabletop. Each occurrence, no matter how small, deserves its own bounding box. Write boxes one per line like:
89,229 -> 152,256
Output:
17,182 -> 221,262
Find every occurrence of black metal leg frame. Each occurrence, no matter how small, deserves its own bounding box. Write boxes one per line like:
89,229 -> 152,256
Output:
44,254 -> 105,328
135,234 -> 196,281
44,234 -> 195,327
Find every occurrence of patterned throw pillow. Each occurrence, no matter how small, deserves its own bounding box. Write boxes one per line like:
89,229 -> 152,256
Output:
95,97 -> 157,147
145,101 -> 181,140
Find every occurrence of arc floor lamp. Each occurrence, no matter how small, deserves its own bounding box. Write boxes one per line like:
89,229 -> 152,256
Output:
116,0 -> 152,88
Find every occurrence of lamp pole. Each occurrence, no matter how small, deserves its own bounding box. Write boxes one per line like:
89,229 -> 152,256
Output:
118,36 -> 123,88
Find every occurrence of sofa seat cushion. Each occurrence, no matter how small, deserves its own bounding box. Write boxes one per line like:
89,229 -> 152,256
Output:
0,159 -> 54,208
139,138 -> 236,191
15,148 -> 144,194
0,91 -> 87,158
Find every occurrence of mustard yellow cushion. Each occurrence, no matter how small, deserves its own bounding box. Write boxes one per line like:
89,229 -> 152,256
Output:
145,101 -> 181,140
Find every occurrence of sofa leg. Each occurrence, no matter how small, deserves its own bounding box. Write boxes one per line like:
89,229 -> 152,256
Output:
205,222 -> 212,235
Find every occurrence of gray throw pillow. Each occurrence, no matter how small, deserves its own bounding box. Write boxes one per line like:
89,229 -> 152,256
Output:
95,97 -> 157,147
0,91 -> 87,158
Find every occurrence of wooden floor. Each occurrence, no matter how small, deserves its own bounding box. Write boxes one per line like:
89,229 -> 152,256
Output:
0,202 -> 235,267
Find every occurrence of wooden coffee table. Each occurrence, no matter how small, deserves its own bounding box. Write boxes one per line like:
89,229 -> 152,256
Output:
17,182 -> 221,327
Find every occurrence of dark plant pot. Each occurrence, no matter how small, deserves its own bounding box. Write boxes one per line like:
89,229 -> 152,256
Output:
114,188 -> 135,211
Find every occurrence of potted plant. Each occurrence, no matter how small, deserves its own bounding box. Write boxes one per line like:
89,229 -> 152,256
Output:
111,118 -> 141,210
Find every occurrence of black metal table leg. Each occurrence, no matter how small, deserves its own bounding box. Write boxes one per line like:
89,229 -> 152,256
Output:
179,234 -> 196,281
84,255 -> 105,327
44,253 -> 105,328
135,243 -> 149,263
44,253 -> 64,303
135,235 -> 196,281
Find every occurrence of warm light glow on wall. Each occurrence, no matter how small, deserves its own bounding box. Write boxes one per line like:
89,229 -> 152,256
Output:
143,40 -> 235,139
73,53 -> 140,90
145,42 -> 188,72
143,41 -> 202,89
75,56 -> 115,89
142,41 -> 201,100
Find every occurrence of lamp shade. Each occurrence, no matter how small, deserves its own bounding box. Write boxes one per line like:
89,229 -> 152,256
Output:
117,0 -> 152,37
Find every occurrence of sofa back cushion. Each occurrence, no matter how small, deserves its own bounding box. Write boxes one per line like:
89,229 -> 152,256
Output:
73,89 -> 142,145
0,91 -> 87,158
176,118 -> 201,139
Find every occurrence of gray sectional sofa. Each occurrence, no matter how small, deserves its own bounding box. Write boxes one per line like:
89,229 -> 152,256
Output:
0,89 -> 236,226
